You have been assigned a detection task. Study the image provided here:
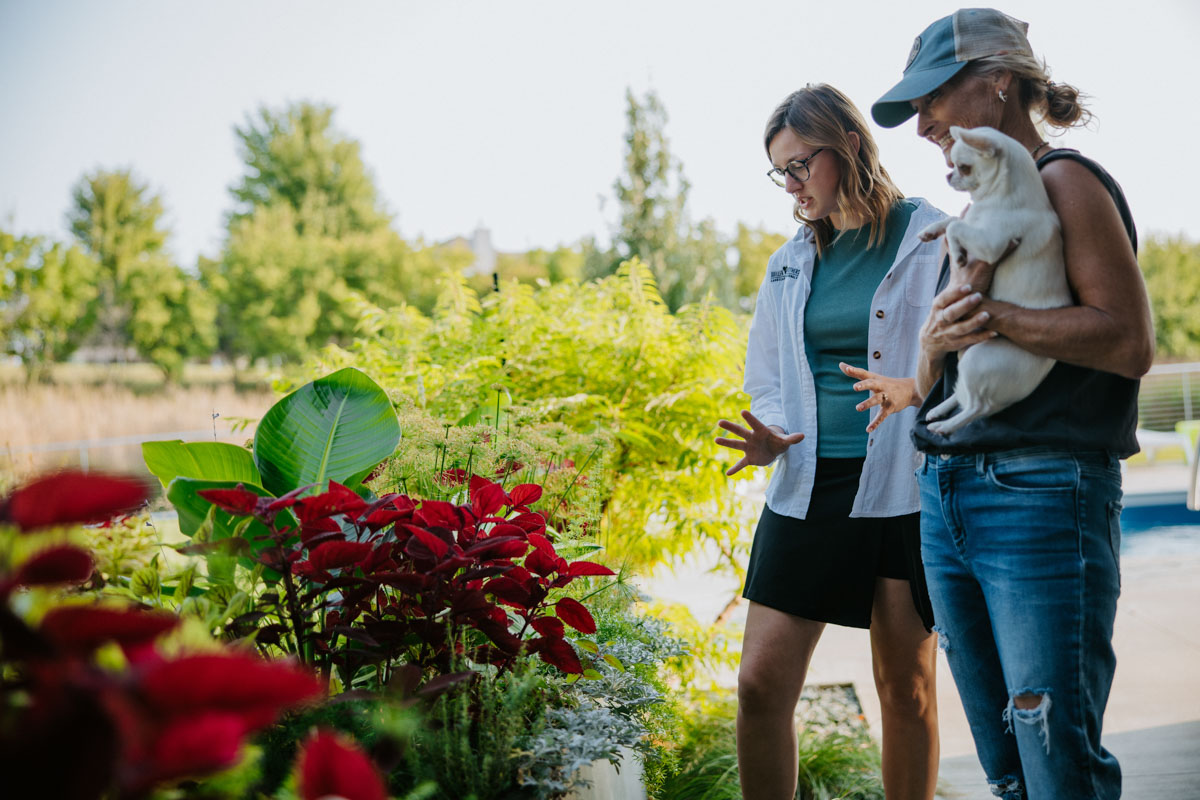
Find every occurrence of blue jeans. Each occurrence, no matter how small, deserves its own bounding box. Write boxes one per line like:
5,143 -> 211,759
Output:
918,448 -> 1123,800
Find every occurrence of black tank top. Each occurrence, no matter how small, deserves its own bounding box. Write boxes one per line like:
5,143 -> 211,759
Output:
911,149 -> 1141,457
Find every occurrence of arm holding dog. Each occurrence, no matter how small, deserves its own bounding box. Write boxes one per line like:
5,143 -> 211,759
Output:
975,160 -> 1154,379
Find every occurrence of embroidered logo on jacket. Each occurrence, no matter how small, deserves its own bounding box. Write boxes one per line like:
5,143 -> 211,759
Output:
769,266 -> 801,282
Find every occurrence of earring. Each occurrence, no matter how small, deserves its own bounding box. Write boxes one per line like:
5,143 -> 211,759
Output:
998,88 -> 1008,103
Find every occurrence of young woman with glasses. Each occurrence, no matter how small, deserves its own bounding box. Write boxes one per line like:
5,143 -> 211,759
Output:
715,83 -> 947,800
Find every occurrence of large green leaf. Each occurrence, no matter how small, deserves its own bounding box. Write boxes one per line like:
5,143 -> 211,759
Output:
254,367 -> 400,496
142,440 -> 261,489
166,477 -> 295,582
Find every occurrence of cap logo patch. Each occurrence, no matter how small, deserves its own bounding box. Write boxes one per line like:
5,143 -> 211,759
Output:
905,36 -> 922,71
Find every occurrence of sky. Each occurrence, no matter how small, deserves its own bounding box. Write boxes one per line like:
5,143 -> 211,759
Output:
2,0 -> 1198,268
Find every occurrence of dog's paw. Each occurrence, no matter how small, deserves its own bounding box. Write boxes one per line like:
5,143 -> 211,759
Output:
955,247 -> 969,267
926,420 -> 956,436
919,229 -> 943,242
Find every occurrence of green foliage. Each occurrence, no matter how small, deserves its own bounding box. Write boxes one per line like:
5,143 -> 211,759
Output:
313,260 -> 756,580
0,229 -> 99,378
1140,234 -> 1200,360
733,223 -> 789,311
208,103 -> 454,361
607,90 -> 739,311
230,102 -> 391,238
68,168 -> 215,380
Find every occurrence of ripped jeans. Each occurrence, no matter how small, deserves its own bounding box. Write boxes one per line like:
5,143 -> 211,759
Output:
918,448 -> 1123,800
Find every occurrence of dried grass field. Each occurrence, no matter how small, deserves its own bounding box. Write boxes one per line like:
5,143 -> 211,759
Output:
0,363 -> 276,484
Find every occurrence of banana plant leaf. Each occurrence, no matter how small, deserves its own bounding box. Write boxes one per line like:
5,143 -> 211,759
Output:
254,367 -> 400,497
142,440 -> 261,489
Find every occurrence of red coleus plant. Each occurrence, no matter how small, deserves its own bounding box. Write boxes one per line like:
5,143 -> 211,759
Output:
200,473 -> 615,679
0,471 -> 325,800
295,728 -> 388,800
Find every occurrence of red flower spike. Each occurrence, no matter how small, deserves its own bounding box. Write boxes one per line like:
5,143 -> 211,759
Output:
197,486 -> 261,516
306,541 -> 373,572
12,545 -> 94,588
470,477 -> 508,518
567,561 -> 616,578
555,597 -> 597,634
40,606 -> 179,655
536,636 -> 583,674
507,483 -> 542,507
530,616 -> 565,638
3,471 -> 149,532
296,729 -> 388,800
138,653 -> 323,728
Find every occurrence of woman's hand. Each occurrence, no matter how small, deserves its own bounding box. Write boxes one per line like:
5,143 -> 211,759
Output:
919,283 -> 997,360
839,363 -> 920,433
715,410 -> 805,476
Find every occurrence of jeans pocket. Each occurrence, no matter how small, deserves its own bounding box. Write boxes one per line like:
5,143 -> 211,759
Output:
1107,499 -> 1123,587
986,453 -> 1077,493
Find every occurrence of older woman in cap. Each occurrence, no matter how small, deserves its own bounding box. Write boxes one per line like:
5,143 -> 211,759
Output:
867,8 -> 1153,800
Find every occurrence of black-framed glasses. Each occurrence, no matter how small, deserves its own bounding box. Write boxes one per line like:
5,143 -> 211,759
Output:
767,148 -> 825,187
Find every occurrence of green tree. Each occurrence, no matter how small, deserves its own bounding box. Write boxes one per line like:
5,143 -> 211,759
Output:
1140,234 -> 1200,360
610,90 -> 733,311
0,230 -> 99,379
732,223 -> 789,311
68,169 -> 215,380
210,103 -> 449,362
229,103 -> 390,237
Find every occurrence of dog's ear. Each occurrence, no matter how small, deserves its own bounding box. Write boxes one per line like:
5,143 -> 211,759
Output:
955,127 -> 999,157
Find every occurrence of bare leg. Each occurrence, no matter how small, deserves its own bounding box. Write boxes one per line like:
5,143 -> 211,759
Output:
870,577 -> 939,800
737,601 -> 825,800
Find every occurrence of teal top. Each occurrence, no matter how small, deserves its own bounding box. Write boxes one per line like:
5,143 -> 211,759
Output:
804,200 -> 917,457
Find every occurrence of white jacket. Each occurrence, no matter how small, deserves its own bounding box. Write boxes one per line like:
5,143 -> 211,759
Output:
745,198 -> 947,519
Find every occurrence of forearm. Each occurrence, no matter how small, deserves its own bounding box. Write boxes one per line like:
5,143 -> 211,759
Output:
984,301 -> 1154,378
916,350 -> 944,399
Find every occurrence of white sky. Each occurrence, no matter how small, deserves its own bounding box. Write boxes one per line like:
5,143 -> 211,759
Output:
2,0 -> 1197,267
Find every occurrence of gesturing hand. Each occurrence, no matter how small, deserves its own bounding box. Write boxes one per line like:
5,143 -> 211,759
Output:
839,363 -> 920,433
715,410 -> 805,476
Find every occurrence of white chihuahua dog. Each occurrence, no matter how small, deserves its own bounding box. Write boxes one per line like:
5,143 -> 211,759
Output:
918,125 -> 1071,435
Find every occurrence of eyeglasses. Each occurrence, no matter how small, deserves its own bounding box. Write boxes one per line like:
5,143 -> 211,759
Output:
767,148 -> 825,187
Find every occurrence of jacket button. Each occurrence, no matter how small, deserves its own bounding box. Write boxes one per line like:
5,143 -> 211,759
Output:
875,309 -> 885,319
873,351 -> 881,359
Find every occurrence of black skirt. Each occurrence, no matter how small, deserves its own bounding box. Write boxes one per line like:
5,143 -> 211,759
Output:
743,457 -> 935,631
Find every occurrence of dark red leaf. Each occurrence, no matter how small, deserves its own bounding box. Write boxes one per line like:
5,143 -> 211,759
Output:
567,560 -> 616,578
295,482 -> 368,523
483,576 -> 531,607
414,500 -> 461,530
507,483 -> 542,507
417,670 -> 477,699
39,606 -> 179,654
265,484 -> 313,512
555,597 -> 597,634
307,541 -> 373,572
3,471 -> 149,531
530,616 -> 565,638
510,511 -> 547,534
470,477 -> 508,518
536,636 -> 583,674
300,517 -> 343,546
525,547 -> 559,577
474,618 -> 523,654
142,712 -> 247,786
197,486 -> 261,516
406,527 -> 449,560
526,533 -> 555,555
12,545 -> 94,588
374,571 -> 430,593
139,653 -> 323,728
296,729 -> 387,800
463,535 -> 527,559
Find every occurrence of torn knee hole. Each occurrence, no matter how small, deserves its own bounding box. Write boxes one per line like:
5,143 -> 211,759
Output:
1013,692 -> 1043,710
987,774 -> 1025,799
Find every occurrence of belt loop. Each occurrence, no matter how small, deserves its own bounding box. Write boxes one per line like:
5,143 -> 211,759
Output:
975,452 -> 986,476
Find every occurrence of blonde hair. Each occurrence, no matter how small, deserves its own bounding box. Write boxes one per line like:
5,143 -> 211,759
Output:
965,54 -> 1092,129
764,84 -> 903,256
